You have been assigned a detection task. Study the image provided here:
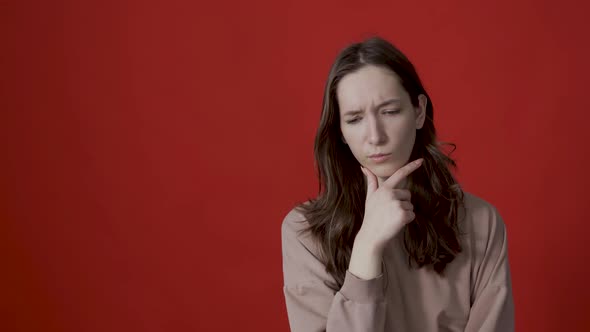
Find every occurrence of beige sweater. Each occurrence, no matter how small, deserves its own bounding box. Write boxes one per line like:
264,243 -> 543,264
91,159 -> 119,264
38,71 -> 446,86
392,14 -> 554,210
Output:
281,192 -> 514,332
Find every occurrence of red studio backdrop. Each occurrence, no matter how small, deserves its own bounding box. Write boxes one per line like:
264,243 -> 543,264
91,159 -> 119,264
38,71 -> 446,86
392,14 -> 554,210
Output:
2,0 -> 590,331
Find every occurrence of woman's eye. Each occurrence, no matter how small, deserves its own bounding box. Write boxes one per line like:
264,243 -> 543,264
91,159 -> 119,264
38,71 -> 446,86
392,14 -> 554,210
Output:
383,109 -> 401,115
345,117 -> 361,124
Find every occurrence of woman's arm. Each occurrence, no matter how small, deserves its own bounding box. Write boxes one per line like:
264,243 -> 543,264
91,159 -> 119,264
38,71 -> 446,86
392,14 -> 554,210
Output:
282,160 -> 423,331
464,206 -> 515,332
281,209 -> 387,332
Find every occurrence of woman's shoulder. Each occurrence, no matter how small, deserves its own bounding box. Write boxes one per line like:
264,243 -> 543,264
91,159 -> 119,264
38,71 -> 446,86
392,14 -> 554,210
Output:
461,191 -> 507,249
281,202 -> 323,258
462,192 -> 500,216
281,202 -> 311,234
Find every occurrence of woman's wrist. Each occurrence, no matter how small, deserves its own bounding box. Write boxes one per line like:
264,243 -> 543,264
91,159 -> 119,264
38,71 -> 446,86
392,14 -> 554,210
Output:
354,228 -> 386,255
349,233 -> 385,280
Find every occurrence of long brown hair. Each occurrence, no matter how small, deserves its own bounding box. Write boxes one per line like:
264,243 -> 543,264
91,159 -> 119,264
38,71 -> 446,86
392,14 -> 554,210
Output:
297,36 -> 465,290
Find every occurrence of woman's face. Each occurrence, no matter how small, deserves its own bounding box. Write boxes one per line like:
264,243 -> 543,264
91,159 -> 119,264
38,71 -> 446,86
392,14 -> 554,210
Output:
337,65 -> 427,185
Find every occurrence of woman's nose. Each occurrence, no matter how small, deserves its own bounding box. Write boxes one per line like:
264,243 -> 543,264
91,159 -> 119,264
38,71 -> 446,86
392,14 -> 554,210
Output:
366,116 -> 387,145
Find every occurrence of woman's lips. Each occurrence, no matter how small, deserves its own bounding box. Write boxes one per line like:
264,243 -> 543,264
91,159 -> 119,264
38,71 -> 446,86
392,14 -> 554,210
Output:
368,153 -> 391,163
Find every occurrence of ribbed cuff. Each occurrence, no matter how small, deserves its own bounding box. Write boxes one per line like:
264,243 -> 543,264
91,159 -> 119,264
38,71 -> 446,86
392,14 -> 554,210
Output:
339,270 -> 386,303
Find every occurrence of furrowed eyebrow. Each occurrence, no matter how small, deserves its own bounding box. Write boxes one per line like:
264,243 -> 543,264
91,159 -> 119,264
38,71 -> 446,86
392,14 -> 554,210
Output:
376,98 -> 401,108
342,110 -> 363,116
342,98 -> 401,116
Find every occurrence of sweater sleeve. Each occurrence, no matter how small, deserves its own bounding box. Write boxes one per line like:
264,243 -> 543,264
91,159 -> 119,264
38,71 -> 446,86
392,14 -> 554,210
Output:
281,208 -> 387,332
464,206 -> 515,332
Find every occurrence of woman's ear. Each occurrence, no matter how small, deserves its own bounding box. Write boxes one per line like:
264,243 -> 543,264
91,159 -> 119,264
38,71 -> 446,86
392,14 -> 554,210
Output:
415,94 -> 427,129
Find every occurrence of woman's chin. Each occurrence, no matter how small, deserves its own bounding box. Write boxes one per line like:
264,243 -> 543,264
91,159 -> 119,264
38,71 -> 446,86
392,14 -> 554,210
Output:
372,159 -> 412,175
368,164 -> 396,179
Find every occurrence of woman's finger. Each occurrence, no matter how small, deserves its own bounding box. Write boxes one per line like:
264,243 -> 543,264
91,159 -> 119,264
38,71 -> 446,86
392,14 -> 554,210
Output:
361,166 -> 378,195
399,200 -> 414,211
392,189 -> 411,201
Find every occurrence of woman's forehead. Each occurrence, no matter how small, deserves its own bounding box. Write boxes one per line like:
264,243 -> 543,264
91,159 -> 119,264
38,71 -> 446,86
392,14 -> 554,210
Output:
337,66 -> 407,111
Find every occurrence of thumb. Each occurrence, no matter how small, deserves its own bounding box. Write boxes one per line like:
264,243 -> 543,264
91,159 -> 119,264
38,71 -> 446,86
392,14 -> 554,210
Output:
361,166 -> 378,195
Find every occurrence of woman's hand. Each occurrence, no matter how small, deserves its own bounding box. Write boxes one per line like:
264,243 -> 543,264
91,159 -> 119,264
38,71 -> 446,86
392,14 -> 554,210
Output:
348,158 -> 423,280
357,158 -> 423,252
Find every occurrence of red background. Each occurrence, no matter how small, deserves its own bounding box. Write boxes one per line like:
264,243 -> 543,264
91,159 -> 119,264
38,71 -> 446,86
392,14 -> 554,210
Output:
2,0 -> 590,331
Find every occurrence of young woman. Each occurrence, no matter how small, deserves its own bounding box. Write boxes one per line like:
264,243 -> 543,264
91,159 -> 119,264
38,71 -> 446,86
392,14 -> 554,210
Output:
281,37 -> 514,331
